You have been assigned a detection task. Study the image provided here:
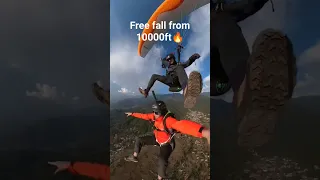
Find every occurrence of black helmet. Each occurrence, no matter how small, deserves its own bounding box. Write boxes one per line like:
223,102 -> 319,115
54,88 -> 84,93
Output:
152,101 -> 168,115
165,53 -> 176,61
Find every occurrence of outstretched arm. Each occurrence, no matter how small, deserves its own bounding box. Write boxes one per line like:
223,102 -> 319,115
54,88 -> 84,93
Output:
166,117 -> 209,140
225,0 -> 269,22
171,120 -> 204,137
181,53 -> 200,68
67,162 -> 109,180
130,113 -> 154,121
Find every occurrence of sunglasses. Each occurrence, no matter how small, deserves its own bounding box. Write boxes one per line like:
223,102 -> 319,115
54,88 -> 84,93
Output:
153,111 -> 159,115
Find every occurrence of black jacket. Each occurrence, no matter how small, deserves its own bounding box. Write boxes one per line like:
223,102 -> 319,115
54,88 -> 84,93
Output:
161,55 -> 197,75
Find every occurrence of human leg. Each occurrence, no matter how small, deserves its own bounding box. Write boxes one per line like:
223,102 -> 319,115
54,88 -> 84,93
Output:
175,66 -> 188,90
125,135 -> 157,162
157,143 -> 174,179
210,46 -> 232,96
139,74 -> 173,97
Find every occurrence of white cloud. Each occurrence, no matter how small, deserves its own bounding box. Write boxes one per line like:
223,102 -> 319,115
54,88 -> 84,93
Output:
239,0 -> 295,50
26,83 -> 81,102
305,42 -> 320,59
202,75 -> 210,92
182,4 -> 210,76
110,4 -> 210,96
298,41 -> 320,65
293,42 -> 320,97
293,73 -> 319,97
296,73 -> 315,88
110,41 -> 164,94
117,87 -> 134,95
26,83 -> 58,100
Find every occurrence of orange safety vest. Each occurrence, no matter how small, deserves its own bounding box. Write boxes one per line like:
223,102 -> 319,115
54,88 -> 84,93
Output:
131,112 -> 203,145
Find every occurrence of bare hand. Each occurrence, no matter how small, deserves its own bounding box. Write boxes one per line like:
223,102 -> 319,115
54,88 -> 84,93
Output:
125,112 -> 133,117
48,161 -> 71,174
202,128 -> 210,145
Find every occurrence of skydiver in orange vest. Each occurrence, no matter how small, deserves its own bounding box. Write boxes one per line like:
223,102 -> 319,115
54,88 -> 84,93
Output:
124,100 -> 210,180
48,161 -> 109,180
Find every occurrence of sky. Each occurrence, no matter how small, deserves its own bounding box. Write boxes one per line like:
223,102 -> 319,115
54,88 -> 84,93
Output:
110,0 -> 211,101
0,0 -> 109,120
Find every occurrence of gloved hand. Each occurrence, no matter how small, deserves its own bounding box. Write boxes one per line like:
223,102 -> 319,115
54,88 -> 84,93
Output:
191,53 -> 201,60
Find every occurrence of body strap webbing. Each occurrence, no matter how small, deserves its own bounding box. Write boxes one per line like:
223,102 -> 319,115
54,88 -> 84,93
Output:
162,111 -> 178,135
150,111 -> 178,135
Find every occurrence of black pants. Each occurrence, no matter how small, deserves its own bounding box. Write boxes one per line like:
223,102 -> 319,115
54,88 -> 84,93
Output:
210,44 -> 248,96
210,12 -> 250,96
146,66 -> 188,92
134,135 -> 175,178
211,46 -> 229,83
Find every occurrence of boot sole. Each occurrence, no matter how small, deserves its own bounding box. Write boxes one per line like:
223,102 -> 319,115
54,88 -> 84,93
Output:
184,71 -> 203,109
238,29 -> 297,148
